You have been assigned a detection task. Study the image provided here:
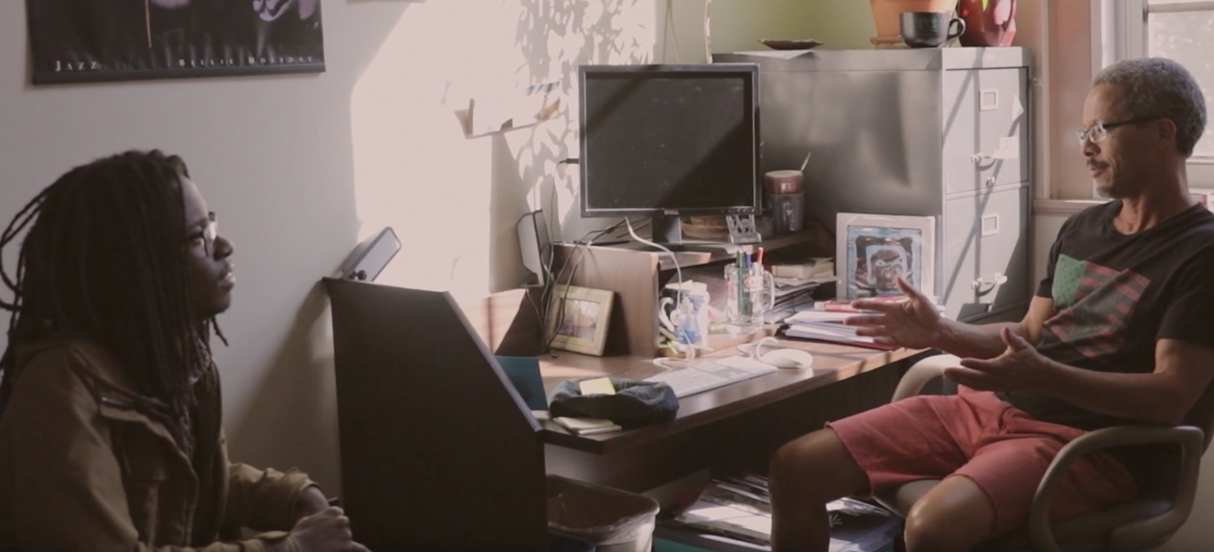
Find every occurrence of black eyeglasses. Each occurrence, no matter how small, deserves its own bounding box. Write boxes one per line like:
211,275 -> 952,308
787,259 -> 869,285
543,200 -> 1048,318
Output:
1076,116 -> 1162,144
187,212 -> 218,256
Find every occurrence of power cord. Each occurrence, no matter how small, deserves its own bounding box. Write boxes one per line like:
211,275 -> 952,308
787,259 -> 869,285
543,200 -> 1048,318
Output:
664,0 -> 683,63
624,218 -> 692,358
541,219 -> 633,354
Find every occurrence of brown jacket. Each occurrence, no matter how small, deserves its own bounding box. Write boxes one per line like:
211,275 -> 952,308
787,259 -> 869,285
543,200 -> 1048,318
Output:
0,337 -> 317,551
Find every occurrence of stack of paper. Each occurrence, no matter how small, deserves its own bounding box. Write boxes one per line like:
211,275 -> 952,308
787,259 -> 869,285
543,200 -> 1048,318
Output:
782,310 -> 894,350
672,475 -> 773,545
667,474 -> 895,550
553,417 -> 621,435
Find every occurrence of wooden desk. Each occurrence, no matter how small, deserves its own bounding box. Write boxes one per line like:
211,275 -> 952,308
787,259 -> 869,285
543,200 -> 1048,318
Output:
454,286 -> 930,491
324,279 -> 930,549
537,331 -> 930,492
540,339 -> 925,454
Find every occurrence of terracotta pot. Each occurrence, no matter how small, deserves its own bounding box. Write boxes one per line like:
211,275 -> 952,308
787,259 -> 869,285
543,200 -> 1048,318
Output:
957,0 -> 1016,47
869,0 -> 957,39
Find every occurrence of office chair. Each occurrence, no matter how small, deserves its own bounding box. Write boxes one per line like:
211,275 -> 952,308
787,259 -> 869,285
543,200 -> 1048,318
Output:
873,354 -> 1214,552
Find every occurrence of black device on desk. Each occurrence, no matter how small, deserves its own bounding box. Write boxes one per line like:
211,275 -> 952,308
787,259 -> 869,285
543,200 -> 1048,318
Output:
578,63 -> 761,247
323,278 -> 547,551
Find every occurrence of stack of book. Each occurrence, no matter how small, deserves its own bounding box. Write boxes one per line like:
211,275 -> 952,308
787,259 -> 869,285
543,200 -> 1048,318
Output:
764,259 -> 837,323
780,296 -> 947,350
781,309 -> 894,350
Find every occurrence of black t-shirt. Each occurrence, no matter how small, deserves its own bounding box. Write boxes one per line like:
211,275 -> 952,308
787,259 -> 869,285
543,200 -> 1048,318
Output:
998,201 -> 1214,430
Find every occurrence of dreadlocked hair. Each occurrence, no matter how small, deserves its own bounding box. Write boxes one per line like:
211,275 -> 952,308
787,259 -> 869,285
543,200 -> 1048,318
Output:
0,150 -> 226,422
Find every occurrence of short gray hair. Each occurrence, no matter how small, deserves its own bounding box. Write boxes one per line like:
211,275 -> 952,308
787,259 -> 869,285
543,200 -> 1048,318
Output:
1094,57 -> 1207,157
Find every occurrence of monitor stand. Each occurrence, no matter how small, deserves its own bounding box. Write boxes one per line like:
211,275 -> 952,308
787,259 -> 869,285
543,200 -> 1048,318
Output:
640,215 -> 741,254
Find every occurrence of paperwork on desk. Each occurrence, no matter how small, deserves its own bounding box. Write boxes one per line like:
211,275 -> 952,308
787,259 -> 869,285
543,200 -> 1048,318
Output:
782,310 -> 895,350
668,474 -> 893,550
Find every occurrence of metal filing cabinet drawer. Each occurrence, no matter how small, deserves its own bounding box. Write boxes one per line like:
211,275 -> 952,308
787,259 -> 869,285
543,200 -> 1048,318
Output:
941,68 -> 1029,196
941,186 -> 1029,321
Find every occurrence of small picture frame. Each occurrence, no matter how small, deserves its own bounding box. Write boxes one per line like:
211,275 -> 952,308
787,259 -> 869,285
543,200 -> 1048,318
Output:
546,285 -> 615,356
836,213 -> 936,301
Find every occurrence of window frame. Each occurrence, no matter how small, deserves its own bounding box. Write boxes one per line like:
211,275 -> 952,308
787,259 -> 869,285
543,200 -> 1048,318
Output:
1099,0 -> 1214,189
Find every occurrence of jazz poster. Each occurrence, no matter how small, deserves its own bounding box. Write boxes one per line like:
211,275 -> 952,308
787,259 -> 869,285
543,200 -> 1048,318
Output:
27,0 -> 325,85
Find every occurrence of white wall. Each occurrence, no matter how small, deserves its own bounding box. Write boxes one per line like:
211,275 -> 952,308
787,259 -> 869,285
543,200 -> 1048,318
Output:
0,0 -> 817,499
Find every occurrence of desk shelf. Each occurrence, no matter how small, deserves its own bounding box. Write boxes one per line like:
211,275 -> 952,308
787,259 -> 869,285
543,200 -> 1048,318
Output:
553,222 -> 833,357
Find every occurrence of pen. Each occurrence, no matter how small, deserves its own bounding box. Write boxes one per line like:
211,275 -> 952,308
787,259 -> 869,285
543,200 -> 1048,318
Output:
756,247 -> 765,267
736,252 -> 748,314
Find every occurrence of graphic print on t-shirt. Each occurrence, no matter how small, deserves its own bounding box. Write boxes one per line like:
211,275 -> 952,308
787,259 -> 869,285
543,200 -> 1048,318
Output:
1042,254 -> 1150,361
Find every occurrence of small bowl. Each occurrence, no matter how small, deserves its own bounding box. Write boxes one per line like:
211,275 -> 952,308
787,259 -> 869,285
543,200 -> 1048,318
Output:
760,39 -> 824,51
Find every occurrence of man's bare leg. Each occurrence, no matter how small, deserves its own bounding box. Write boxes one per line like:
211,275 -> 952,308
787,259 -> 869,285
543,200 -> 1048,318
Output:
768,428 -> 870,552
903,476 -> 996,552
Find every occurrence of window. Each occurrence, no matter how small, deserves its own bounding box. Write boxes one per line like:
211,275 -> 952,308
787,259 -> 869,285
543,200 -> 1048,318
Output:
1104,0 -> 1214,186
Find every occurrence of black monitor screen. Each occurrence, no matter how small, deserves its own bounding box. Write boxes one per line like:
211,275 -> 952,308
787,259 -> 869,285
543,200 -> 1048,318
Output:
579,65 -> 759,216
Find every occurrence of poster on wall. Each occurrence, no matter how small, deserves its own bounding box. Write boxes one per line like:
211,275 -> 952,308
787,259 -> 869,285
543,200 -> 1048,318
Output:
26,0 -> 325,85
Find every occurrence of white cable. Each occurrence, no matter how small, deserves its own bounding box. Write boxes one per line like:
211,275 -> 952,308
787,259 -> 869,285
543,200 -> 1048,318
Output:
665,0 -> 683,63
625,217 -> 691,358
703,0 -> 712,63
652,357 -> 686,372
624,218 -> 683,295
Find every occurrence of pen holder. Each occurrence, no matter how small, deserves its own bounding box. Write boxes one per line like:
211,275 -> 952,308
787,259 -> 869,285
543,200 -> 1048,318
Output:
724,264 -> 775,335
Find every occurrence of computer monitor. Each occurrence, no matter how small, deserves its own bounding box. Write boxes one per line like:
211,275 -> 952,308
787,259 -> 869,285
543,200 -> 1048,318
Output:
578,63 -> 761,245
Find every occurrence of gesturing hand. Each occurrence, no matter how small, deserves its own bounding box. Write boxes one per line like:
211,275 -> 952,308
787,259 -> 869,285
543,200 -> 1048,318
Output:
291,486 -> 330,523
844,277 -> 942,349
290,507 -> 369,552
943,327 -> 1050,392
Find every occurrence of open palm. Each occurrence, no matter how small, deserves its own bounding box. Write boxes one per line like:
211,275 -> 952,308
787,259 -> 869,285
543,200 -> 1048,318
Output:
844,277 -> 942,349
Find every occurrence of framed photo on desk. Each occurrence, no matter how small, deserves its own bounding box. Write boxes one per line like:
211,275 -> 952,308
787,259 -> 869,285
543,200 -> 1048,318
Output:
546,285 -> 614,356
837,213 -> 936,301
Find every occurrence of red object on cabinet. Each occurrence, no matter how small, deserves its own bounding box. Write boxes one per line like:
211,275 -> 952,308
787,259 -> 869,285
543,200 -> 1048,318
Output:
957,0 -> 1017,47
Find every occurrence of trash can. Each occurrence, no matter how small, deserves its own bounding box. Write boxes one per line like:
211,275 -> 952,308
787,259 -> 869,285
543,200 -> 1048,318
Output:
547,475 -> 661,552
548,531 -> 597,552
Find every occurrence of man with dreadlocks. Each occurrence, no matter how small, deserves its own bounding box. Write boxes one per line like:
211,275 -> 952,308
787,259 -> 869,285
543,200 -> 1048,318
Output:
0,150 -> 365,551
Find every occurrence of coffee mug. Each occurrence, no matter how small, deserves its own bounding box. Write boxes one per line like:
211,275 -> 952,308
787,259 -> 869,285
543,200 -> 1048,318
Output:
900,11 -> 966,48
767,191 -> 804,235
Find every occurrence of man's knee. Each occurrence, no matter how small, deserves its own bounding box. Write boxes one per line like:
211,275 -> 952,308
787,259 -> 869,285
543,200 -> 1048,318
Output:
904,502 -> 957,552
769,428 -> 867,502
904,477 -> 996,552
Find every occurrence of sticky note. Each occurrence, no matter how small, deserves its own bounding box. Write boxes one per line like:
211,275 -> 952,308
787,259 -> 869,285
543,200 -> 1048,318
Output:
578,377 -> 616,396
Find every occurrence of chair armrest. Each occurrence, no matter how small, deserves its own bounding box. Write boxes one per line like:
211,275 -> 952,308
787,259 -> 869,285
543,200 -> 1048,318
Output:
1028,424 -> 1205,552
891,354 -> 960,402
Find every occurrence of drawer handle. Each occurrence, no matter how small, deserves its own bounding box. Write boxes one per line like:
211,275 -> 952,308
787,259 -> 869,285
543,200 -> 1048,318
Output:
972,273 -> 1008,297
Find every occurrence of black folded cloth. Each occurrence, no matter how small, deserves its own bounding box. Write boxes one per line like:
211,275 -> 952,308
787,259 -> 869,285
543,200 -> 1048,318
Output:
549,377 -> 679,429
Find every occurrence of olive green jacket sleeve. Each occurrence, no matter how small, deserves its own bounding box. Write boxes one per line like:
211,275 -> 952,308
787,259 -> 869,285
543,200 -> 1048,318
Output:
3,348 -> 299,552
224,457 -> 320,532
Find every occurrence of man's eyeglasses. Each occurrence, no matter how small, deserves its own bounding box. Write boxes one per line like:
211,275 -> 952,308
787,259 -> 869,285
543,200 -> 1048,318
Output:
1076,116 -> 1161,144
187,212 -> 218,256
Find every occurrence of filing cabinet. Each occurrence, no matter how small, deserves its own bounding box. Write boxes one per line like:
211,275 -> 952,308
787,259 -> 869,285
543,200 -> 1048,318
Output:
716,48 -> 1032,322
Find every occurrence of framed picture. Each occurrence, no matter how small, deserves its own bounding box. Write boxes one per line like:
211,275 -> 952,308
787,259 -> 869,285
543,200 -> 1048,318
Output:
26,0 -> 325,85
836,213 -> 936,301
546,285 -> 614,356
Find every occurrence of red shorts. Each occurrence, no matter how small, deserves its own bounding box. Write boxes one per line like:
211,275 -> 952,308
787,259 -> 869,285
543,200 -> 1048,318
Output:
826,387 -> 1139,537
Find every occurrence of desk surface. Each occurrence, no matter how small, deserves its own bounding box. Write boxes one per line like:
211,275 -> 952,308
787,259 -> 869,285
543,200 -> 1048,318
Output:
540,332 -> 928,454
